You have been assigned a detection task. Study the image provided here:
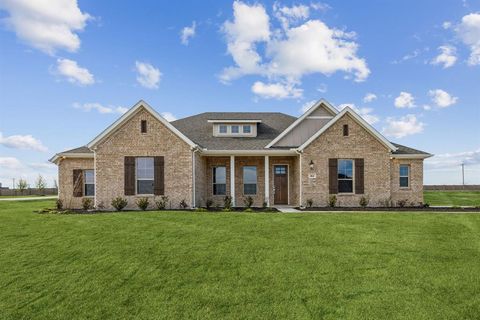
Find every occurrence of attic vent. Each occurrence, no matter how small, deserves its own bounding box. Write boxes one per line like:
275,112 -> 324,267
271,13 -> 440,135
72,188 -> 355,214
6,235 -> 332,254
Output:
141,120 -> 147,133
343,124 -> 349,136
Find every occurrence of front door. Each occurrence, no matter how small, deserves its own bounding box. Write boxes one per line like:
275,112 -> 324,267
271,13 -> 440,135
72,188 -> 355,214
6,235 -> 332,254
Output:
274,165 -> 288,205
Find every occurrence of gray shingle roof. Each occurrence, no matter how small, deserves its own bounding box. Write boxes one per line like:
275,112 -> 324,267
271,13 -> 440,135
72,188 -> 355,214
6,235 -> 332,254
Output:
392,143 -> 430,155
171,112 -> 296,150
61,146 -> 93,154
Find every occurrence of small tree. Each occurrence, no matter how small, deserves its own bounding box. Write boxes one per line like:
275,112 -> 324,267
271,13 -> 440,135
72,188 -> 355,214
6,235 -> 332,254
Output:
111,197 -> 128,211
205,199 -> 213,210
223,196 -> 232,210
17,179 -> 28,195
155,195 -> 169,210
35,175 -> 47,194
82,198 -> 94,210
136,197 -> 150,211
328,195 -> 337,207
306,199 -> 313,208
243,196 -> 254,208
359,196 -> 369,208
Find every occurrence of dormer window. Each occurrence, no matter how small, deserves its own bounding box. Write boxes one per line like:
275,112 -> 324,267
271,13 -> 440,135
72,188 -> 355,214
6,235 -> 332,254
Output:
209,120 -> 261,137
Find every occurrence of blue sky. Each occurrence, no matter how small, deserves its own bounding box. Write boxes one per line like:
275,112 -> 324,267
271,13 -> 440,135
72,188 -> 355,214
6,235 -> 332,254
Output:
0,0 -> 479,187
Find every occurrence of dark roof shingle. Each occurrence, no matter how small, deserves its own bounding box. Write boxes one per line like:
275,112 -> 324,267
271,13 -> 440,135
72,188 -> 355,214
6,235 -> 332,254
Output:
392,143 -> 430,155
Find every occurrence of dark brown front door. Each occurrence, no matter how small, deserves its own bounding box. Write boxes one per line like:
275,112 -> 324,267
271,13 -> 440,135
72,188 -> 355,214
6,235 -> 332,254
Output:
274,165 -> 288,205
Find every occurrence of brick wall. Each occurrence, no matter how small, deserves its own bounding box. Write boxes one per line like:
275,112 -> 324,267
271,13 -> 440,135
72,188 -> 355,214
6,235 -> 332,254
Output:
235,156 -> 265,207
58,158 -> 94,209
390,159 -> 424,205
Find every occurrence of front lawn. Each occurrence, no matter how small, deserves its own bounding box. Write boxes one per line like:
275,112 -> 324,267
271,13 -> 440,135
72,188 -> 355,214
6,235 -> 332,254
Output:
424,190 -> 480,206
0,200 -> 479,319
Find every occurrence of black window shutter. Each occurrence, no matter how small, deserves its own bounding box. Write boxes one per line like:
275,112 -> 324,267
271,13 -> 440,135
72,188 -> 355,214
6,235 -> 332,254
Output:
328,159 -> 338,194
355,158 -> 364,194
73,169 -> 83,197
124,157 -> 135,195
154,156 -> 164,195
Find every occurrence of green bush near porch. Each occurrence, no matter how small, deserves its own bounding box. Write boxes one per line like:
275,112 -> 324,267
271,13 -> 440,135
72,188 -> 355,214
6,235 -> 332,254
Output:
0,199 -> 479,319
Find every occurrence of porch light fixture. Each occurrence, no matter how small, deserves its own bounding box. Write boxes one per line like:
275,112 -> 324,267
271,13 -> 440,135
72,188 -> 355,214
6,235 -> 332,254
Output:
309,160 -> 314,170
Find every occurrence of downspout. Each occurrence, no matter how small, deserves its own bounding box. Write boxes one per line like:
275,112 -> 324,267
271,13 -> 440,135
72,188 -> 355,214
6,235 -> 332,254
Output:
93,147 -> 97,209
295,149 -> 303,207
191,145 -> 200,208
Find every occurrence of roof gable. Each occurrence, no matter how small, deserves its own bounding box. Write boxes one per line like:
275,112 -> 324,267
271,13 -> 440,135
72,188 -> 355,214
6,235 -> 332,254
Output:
86,100 -> 197,149
297,107 -> 398,152
266,99 -> 337,148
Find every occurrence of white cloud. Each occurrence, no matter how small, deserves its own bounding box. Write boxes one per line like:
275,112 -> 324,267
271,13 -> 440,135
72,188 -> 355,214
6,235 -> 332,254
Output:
426,148 -> 480,169
363,93 -> 377,103
431,45 -> 457,68
382,114 -> 424,138
310,2 -> 331,12
251,81 -> 302,99
135,61 -> 161,89
160,112 -> 177,122
0,157 -> 23,170
0,0 -> 91,54
180,21 -> 196,45
55,58 -> 95,85
394,91 -> 415,108
73,102 -> 127,114
423,104 -> 432,111
428,89 -> 458,108
220,1 -> 370,90
273,3 -> 310,29
300,100 -> 316,113
456,13 -> 480,65
0,132 -> 47,152
442,21 -> 452,29
338,103 -> 380,125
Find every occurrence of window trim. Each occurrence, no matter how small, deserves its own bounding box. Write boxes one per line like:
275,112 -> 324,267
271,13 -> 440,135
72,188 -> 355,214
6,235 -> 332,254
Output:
243,165 -> 257,195
84,169 -> 95,197
212,166 -> 227,196
337,159 -> 355,194
399,164 -> 410,189
135,157 -> 154,195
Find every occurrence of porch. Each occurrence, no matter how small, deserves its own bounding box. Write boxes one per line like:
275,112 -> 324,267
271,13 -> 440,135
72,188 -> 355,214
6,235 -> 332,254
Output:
194,154 -> 299,208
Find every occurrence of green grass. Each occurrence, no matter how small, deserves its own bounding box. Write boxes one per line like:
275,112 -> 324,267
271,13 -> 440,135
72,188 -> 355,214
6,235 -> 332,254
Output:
0,195 -> 53,198
424,191 -> 480,206
1,200 -> 479,319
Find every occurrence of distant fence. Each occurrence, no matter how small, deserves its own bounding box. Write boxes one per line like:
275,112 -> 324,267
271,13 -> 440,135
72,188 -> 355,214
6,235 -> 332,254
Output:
0,188 -> 58,196
424,185 -> 480,191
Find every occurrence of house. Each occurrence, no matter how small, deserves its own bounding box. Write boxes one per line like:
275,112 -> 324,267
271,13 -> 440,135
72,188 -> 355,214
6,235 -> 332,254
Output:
50,99 -> 432,209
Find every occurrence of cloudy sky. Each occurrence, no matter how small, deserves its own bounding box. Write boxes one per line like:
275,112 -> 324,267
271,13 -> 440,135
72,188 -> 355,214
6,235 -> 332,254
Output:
0,0 -> 479,187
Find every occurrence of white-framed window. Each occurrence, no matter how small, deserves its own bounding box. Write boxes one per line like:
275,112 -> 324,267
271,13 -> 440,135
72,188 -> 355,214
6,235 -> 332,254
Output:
242,125 -> 251,133
231,125 -> 239,134
399,164 -> 409,188
219,125 -> 227,134
338,159 -> 354,193
243,166 -> 257,195
84,169 -> 95,196
213,166 -> 226,195
136,157 -> 154,194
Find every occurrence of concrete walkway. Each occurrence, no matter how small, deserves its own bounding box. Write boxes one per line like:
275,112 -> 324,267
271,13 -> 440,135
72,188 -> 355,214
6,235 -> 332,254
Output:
275,206 -> 301,213
0,196 -> 58,201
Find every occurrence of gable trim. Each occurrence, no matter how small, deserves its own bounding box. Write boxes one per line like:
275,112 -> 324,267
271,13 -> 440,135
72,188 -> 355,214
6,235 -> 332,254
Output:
297,107 -> 398,152
265,99 -> 338,148
86,100 -> 197,149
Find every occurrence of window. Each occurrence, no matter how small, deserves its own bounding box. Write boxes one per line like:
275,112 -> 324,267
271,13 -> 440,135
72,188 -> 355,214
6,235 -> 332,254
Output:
243,166 -> 257,195
274,166 -> 286,175
231,125 -> 239,133
136,157 -> 154,194
213,166 -> 226,195
141,120 -> 147,133
399,165 -> 409,188
219,125 -> 227,134
84,169 -> 95,196
343,124 -> 349,136
242,125 -> 251,133
338,159 -> 353,193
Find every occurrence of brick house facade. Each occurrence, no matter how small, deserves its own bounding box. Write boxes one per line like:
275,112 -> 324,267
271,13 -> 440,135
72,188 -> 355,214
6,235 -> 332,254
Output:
51,100 -> 431,209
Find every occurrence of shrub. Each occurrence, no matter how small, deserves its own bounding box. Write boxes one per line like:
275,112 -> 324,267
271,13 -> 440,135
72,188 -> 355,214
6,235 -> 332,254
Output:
155,196 -> 169,210
224,196 -> 232,210
397,199 -> 407,208
328,195 -> 337,207
244,208 -> 253,212
262,201 -> 268,209
179,199 -> 188,209
205,199 -> 214,210
243,196 -> 254,208
423,202 -> 430,208
195,207 -> 207,212
55,199 -> 63,210
306,199 -> 313,208
111,197 -> 128,211
222,208 -> 232,212
380,197 -> 393,208
136,197 -> 150,211
82,198 -> 93,210
359,196 -> 369,208
96,201 -> 105,210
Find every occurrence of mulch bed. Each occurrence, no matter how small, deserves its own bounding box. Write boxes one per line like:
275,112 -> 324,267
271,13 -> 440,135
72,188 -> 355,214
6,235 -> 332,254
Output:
299,207 -> 480,212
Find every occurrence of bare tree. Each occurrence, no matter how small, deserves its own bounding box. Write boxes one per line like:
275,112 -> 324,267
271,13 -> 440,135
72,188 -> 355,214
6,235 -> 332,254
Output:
17,179 -> 28,195
35,175 -> 47,194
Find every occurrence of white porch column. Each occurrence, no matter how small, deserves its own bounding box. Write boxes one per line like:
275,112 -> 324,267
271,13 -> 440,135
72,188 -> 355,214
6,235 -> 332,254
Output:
264,155 -> 269,207
230,155 -> 235,207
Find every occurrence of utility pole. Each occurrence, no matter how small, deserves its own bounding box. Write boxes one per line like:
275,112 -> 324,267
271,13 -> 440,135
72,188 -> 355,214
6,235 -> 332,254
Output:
12,178 -> 15,196
461,163 -> 465,189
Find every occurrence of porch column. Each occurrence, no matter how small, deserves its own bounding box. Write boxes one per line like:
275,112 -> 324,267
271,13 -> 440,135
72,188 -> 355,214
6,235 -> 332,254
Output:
264,155 -> 269,207
230,155 -> 235,207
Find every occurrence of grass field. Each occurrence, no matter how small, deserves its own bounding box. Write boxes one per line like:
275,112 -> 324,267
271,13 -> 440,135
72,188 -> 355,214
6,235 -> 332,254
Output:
0,195 -> 52,198
0,199 -> 479,319
424,191 -> 480,206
